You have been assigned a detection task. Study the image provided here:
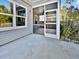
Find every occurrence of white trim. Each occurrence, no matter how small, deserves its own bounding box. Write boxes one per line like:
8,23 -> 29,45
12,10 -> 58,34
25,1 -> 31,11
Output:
16,15 -> 26,18
0,13 -> 13,16
25,8 -> 27,26
15,2 -> 27,9
57,0 -> 60,39
15,2 -> 27,27
46,23 -> 56,25
45,9 -> 57,12
44,5 -> 46,36
0,26 -> 27,31
45,34 -> 57,39
13,2 -> 16,27
42,0 -> 59,39
46,16 -> 56,18
8,0 -> 26,9
32,0 -> 57,8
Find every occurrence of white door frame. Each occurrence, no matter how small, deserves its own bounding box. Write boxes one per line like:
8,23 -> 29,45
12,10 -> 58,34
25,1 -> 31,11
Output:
44,9 -> 58,39
44,0 -> 60,39
33,0 -> 60,39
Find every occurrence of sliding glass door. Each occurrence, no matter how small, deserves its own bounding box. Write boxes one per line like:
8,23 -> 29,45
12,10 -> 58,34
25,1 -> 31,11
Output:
44,1 -> 60,39
44,9 -> 57,38
33,0 -> 60,39
33,6 -> 44,35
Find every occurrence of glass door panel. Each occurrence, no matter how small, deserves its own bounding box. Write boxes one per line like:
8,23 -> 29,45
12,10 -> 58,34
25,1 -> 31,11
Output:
45,2 -> 58,10
45,10 -> 57,34
46,11 -> 56,23
44,2 -> 58,38
33,6 -> 44,35
46,24 -> 56,34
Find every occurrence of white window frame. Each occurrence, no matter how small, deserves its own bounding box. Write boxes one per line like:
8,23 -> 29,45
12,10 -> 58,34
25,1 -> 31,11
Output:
0,0 -> 27,31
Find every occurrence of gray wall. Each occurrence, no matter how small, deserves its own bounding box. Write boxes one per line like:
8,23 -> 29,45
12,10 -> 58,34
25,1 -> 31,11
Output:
0,0 -> 33,45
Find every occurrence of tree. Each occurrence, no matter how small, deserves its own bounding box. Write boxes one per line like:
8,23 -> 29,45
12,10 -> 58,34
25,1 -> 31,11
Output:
61,0 -> 79,41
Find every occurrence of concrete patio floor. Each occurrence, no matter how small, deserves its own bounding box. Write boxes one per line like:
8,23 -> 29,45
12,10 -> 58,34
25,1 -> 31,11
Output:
0,34 -> 79,59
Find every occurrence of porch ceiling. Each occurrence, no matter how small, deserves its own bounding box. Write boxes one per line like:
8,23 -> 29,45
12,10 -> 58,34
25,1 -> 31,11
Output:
28,0 -> 41,3
25,0 -> 47,3
22,0 -> 40,4
21,0 -> 54,6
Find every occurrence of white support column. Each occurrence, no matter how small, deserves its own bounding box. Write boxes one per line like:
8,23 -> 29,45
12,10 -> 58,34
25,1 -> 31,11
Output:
13,3 -> 16,27
44,5 -> 46,35
57,0 -> 60,39
25,8 -> 27,27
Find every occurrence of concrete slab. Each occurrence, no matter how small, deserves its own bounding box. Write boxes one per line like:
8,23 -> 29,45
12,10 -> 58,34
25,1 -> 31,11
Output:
0,34 -> 79,59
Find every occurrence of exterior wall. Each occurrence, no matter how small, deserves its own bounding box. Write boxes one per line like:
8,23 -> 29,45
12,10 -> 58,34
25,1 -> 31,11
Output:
0,0 -> 33,45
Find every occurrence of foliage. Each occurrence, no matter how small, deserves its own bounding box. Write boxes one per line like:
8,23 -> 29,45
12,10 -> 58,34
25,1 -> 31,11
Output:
0,15 -> 12,27
61,0 -> 79,41
61,20 -> 79,41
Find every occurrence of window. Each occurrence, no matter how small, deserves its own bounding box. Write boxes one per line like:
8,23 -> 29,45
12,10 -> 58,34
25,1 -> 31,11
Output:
16,17 -> 25,26
0,0 -> 27,31
16,5 -> 26,26
0,15 -> 13,27
0,0 -> 13,28
0,0 -> 13,14
16,5 -> 26,16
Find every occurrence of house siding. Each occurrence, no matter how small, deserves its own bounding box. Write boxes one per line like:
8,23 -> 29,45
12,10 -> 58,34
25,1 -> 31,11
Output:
0,0 -> 33,45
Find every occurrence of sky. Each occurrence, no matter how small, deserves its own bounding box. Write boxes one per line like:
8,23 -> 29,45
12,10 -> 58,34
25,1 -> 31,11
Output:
61,0 -> 79,9
0,0 -> 10,9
